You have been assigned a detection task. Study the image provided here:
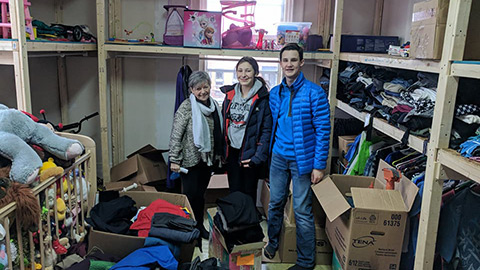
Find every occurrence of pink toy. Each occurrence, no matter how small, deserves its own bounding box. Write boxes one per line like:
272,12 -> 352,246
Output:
163,0 -> 189,46
255,28 -> 267,50
0,0 -> 34,40
220,0 -> 256,49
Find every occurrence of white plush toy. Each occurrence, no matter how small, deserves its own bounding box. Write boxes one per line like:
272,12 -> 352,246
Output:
0,104 -> 84,184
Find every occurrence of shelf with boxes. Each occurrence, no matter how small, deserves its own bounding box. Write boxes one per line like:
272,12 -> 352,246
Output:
336,100 -> 427,153
104,42 -> 333,59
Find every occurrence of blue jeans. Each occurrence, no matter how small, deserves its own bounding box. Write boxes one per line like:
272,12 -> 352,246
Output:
267,153 -> 315,268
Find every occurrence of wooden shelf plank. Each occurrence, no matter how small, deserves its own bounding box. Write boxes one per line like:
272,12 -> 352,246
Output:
437,148 -> 480,184
0,40 -> 15,51
451,61 -> 480,79
340,52 -> 440,73
336,100 -> 427,152
0,51 -> 13,65
104,43 -> 334,60
26,41 -> 97,52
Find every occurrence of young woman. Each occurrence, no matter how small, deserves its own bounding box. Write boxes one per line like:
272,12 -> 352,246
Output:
169,71 -> 223,239
221,56 -> 272,204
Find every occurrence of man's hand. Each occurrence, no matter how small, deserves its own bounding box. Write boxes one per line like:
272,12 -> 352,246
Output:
170,163 -> 180,173
311,169 -> 325,184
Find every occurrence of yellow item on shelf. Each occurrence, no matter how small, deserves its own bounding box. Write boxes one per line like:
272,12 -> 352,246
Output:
39,158 -> 64,182
56,198 -> 66,221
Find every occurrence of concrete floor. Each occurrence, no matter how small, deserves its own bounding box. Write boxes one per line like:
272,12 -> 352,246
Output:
192,215 -> 332,270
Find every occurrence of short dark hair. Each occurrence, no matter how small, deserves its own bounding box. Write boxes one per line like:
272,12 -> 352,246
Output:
280,43 -> 304,61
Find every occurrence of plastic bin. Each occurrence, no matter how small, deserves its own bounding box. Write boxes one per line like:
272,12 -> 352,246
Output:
275,22 -> 312,48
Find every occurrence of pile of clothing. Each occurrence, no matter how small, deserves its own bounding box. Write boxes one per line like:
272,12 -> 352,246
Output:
338,63 -> 438,137
86,193 -> 199,269
213,192 -> 264,252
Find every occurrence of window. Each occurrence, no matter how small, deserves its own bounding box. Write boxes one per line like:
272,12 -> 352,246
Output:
204,0 -> 286,104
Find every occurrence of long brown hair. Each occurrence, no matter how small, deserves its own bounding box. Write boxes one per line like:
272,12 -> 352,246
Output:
236,56 -> 268,88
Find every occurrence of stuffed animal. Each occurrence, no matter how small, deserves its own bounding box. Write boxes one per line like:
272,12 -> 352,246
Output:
39,158 -> 64,182
0,104 -> 84,184
0,178 -> 40,231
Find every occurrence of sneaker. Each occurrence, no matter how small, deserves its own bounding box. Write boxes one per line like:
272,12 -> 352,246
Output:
287,264 -> 314,270
52,239 -> 68,255
263,243 -> 276,259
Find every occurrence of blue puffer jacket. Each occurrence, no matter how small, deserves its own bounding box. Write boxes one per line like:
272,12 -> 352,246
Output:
221,82 -> 272,166
270,72 -> 331,174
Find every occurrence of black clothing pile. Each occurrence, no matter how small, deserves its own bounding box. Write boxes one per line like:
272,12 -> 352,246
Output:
214,192 -> 264,252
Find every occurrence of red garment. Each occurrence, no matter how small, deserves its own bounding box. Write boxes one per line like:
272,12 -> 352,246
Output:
130,199 -> 189,237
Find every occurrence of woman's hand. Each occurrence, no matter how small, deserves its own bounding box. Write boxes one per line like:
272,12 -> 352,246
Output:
241,159 -> 251,168
170,163 -> 181,173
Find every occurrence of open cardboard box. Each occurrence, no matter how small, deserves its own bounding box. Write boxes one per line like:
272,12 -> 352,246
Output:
312,160 -> 418,270
110,144 -> 168,184
207,208 -> 264,270
88,191 -> 195,263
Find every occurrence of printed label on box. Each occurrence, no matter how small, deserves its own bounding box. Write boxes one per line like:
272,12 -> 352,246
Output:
354,211 -> 378,225
285,30 -> 300,43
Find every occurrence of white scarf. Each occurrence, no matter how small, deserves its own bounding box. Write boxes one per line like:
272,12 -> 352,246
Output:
190,94 -> 223,153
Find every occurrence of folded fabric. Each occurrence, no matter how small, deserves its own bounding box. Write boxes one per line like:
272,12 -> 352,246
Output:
144,237 -> 180,258
455,104 -> 480,116
214,209 -> 258,234
130,199 -> 190,237
459,135 -> 480,158
216,192 -> 259,227
148,226 -> 200,244
90,260 -> 116,270
456,114 -> 480,124
383,82 -> 405,93
110,246 -> 178,270
86,196 -> 137,234
152,212 -> 197,232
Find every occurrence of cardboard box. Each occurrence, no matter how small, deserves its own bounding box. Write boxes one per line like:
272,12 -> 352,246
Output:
312,160 -> 418,270
261,180 -> 326,225
411,0 -> 480,59
88,191 -> 195,263
205,174 -> 230,204
110,145 -> 168,184
104,180 -> 157,192
207,208 -> 264,270
279,219 -> 333,265
338,135 -> 357,166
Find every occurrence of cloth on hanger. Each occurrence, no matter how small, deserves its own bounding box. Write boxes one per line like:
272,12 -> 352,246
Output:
437,187 -> 480,270
86,196 -> 137,234
110,245 -> 178,270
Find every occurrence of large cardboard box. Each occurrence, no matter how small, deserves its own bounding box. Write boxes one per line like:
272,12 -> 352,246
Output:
411,0 -> 480,60
110,144 -> 168,184
88,191 -> 195,263
207,208 -> 264,270
260,180 -> 326,225
279,219 -> 333,265
312,160 -> 418,270
104,180 -> 157,192
205,174 -> 230,204
338,135 -> 357,166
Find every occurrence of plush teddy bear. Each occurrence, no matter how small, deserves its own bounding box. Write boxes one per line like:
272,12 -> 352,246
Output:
0,104 -> 84,184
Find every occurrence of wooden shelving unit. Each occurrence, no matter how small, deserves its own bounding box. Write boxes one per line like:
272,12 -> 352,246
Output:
105,43 -> 333,59
336,100 -> 427,153
94,1 -> 478,269
0,0 -> 97,114
340,52 -> 441,73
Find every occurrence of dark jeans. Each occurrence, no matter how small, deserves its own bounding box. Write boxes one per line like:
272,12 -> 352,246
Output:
226,146 -> 259,204
181,162 -> 212,228
267,153 -> 315,268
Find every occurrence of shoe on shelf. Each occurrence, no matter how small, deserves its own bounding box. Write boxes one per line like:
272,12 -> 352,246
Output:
287,264 -> 314,270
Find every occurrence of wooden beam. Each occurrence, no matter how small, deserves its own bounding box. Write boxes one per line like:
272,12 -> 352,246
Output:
54,0 -> 64,23
0,52 -> 13,65
97,0 -> 111,183
340,52 -> 440,73
316,0 -> 332,48
373,0 -> 384,35
326,0 -> 343,174
414,1 -> 472,269
57,56 -> 69,124
110,58 -> 124,165
451,62 -> 480,79
109,0 -> 122,38
10,0 -> 31,112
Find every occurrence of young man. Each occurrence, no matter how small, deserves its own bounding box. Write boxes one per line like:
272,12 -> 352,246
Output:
265,43 -> 331,270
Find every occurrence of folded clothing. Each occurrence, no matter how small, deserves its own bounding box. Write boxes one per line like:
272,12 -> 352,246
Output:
86,196 -> 137,234
130,199 -> 190,237
148,226 -> 200,244
151,212 -> 197,232
216,192 -> 259,227
110,245 -> 177,270
213,213 -> 264,253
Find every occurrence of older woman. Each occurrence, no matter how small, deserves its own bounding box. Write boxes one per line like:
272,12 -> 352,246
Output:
169,71 -> 223,239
